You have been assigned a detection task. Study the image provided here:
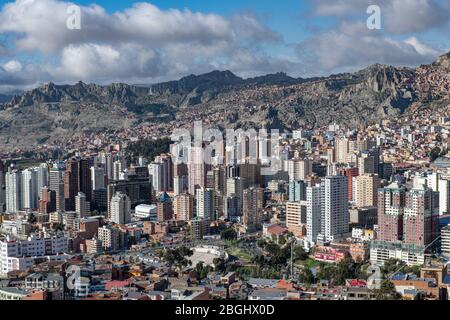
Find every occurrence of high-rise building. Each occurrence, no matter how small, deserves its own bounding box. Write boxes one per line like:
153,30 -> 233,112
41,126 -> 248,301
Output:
226,177 -> 244,209
238,162 -> 261,188
288,180 -> 307,202
337,167 -> 359,201
5,168 -> 21,213
79,158 -> 92,204
49,165 -> 65,212
150,154 -> 173,192
306,185 -> 322,243
242,187 -> 264,231
335,137 -> 349,164
110,192 -> 131,225
353,174 -> 380,207
442,224 -> 450,258
319,176 -> 349,242
98,225 -> 120,252
173,193 -> 194,221
438,178 -> 450,215
377,182 -> 406,242
191,217 -> 210,240
39,187 -> 56,214
223,196 -> 240,220
75,192 -> 89,219
91,166 -> 105,192
196,188 -> 215,220
107,177 -> 152,216
113,160 -> 125,181
403,185 -> 439,247
37,163 -> 49,190
173,175 -> 189,196
188,146 -> 206,195
0,160 -> 5,213
286,201 -> 307,232
156,192 -> 173,222
372,183 -> 439,266
213,166 -> 227,194
287,159 -> 312,182
64,159 -> 79,211
21,168 -> 38,210
357,149 -> 379,176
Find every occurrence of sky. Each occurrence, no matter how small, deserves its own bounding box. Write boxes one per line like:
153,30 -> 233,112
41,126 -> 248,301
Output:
0,0 -> 449,92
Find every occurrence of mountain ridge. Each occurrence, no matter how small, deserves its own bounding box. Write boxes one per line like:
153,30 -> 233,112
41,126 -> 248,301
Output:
0,51 -> 449,153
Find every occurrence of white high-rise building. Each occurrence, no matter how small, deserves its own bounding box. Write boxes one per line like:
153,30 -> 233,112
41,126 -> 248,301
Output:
112,160 -> 124,181
442,225 -> 450,258
196,188 -> 215,220
6,169 -> 22,213
439,178 -> 450,215
110,192 -> 131,225
149,162 -> 164,192
21,169 -> 39,210
319,176 -> 349,242
287,158 -> 312,181
75,192 -> 89,218
174,175 -> 188,196
306,185 -> 322,243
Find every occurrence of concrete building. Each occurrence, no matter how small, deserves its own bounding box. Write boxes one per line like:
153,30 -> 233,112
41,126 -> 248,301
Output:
5,168 -> 21,213
288,180 -> 307,202
441,225 -> 450,258
196,188 -> 215,220
191,217 -> 210,240
306,185 -> 322,243
353,174 -> 380,207
173,193 -> 194,222
319,176 -> 349,242
287,159 -> 312,181
110,192 -> 131,225
242,187 -> 264,231
0,235 -> 70,275
134,204 -> 157,221
21,169 -> 39,210
75,192 -> 89,219
98,225 -> 121,252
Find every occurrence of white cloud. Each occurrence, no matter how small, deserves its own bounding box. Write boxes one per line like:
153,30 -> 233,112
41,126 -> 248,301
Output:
297,22 -> 441,74
0,0 -> 288,87
3,60 -> 23,72
309,0 -> 450,34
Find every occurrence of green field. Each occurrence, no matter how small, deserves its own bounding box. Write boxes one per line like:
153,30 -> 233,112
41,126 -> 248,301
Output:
227,247 -> 253,261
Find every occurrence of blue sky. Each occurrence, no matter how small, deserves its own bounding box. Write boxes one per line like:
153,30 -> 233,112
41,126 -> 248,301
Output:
0,0 -> 448,92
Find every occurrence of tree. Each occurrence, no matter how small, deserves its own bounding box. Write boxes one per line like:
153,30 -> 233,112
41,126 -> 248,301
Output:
372,280 -> 401,300
195,262 -> 213,279
27,213 -> 37,224
298,268 -> 315,285
220,228 -> 237,241
293,246 -> 308,261
315,257 -> 365,285
429,147 -> 442,161
213,258 -> 226,273
125,137 -> 172,164
163,246 -> 194,270
381,259 -> 404,278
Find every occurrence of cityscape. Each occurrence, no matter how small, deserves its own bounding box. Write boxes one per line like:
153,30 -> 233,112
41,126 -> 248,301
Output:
0,0 -> 449,307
